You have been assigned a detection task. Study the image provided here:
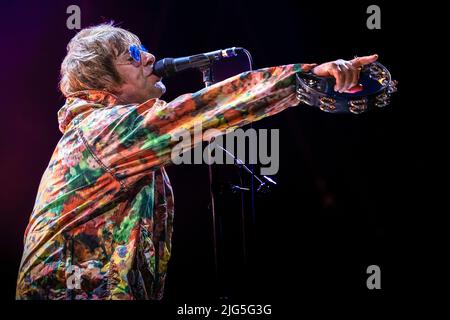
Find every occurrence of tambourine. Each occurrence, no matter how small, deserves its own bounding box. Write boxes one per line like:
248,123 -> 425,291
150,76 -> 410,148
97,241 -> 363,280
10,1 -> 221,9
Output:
295,61 -> 398,114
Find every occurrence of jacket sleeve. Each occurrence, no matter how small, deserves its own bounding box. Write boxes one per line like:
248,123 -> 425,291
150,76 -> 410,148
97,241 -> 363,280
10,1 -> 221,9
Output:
85,63 -> 305,187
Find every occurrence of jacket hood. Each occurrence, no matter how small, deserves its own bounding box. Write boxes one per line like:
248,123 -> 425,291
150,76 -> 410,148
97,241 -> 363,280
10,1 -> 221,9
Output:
57,90 -> 119,134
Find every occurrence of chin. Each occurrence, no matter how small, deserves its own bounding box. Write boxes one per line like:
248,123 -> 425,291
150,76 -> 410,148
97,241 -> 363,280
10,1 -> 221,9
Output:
155,81 -> 166,96
139,82 -> 166,102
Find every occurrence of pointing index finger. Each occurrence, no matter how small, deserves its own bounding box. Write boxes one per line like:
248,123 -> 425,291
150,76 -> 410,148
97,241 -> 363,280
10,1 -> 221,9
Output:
350,54 -> 379,67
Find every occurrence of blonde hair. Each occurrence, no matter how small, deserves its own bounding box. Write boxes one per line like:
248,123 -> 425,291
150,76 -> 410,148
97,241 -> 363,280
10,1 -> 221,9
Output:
59,23 -> 141,97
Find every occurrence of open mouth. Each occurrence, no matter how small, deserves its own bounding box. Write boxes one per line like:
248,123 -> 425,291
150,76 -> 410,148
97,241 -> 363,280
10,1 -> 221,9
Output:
147,67 -> 162,81
149,74 -> 162,83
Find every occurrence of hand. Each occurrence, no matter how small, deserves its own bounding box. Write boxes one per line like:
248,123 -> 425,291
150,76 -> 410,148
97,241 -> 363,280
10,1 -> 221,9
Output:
309,54 -> 379,93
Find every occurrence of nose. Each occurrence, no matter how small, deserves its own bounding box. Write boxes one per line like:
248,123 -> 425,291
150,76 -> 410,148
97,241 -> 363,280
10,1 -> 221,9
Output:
142,51 -> 156,66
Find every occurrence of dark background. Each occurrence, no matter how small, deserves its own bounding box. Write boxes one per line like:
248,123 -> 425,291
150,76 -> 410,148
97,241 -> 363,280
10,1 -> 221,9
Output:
0,0 -> 431,315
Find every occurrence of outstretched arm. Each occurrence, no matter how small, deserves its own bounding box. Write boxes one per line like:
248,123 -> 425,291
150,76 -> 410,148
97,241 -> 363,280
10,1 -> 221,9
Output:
84,56 -> 377,187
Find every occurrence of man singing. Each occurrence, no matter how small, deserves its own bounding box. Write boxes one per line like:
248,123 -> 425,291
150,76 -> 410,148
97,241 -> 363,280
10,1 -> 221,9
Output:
16,23 -> 378,300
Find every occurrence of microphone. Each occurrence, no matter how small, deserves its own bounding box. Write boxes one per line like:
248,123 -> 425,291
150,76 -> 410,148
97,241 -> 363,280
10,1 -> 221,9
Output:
152,47 -> 244,78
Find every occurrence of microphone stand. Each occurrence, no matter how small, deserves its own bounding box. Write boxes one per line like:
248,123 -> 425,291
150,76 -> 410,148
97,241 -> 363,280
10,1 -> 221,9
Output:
200,64 -> 277,300
218,145 -> 277,194
200,66 -> 223,299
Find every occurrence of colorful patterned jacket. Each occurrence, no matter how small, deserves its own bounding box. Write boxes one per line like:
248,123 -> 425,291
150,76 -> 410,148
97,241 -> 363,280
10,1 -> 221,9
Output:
16,63 -> 306,299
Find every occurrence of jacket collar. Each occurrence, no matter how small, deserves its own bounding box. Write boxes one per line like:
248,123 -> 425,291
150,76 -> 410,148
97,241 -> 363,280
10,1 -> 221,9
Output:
57,90 -> 119,133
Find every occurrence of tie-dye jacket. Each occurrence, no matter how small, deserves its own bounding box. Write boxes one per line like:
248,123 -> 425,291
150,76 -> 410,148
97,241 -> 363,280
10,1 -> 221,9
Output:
16,63 -> 306,300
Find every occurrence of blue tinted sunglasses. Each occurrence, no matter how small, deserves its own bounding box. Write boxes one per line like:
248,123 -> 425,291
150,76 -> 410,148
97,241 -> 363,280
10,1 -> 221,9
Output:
117,44 -> 148,66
